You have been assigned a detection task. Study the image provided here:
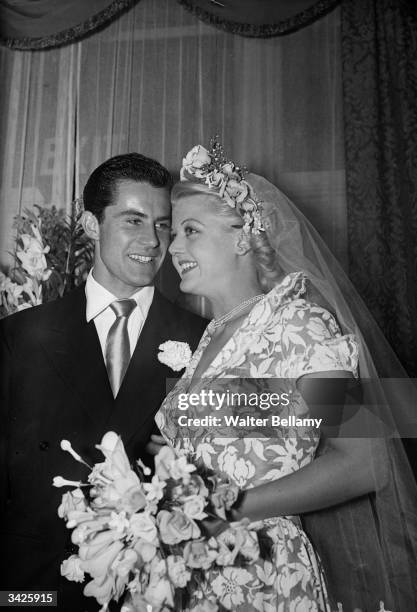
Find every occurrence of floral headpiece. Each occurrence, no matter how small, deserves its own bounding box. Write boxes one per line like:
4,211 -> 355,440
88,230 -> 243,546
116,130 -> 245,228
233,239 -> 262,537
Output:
180,139 -> 264,235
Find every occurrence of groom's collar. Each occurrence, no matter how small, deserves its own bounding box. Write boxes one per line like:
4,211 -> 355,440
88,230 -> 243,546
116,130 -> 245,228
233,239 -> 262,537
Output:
85,269 -> 154,322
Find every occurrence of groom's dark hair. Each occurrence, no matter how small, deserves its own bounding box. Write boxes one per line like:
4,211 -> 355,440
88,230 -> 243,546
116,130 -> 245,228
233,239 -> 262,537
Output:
83,152 -> 173,222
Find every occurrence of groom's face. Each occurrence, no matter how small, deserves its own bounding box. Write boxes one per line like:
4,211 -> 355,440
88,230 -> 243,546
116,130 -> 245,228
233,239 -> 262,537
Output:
91,180 -> 171,297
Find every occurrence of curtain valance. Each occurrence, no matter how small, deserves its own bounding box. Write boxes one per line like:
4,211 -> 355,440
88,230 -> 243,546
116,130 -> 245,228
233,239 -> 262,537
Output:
0,0 -> 341,50
177,0 -> 341,38
0,0 -> 142,50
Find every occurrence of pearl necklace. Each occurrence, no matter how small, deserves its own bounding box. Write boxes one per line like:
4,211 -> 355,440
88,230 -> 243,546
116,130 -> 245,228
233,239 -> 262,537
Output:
211,294 -> 264,330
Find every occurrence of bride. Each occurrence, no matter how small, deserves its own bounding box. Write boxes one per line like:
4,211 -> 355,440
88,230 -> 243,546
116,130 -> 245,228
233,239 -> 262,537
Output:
155,142 -> 417,611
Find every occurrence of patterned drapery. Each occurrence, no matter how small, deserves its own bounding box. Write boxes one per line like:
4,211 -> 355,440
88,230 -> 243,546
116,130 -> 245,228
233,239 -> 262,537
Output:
0,0 -> 341,49
176,0 -> 341,38
341,0 -> 417,376
0,0 -> 142,50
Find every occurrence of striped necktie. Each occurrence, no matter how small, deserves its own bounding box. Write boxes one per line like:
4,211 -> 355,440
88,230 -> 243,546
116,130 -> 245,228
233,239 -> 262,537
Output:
105,299 -> 136,397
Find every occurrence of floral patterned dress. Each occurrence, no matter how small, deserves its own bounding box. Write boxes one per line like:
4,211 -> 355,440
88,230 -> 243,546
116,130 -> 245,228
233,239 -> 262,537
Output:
155,272 -> 358,612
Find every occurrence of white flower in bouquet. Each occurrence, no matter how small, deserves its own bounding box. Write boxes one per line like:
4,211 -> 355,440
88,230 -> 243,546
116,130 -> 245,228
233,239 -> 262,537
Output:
132,538 -> 157,563
143,557 -> 174,610
154,444 -> 177,480
113,549 -> 138,578
108,511 -> 130,535
157,509 -> 200,545
60,555 -> 85,583
129,513 -> 158,543
58,488 -> 87,520
166,554 -> 191,588
71,516 -> 109,544
189,598 -> 219,612
182,495 -> 208,521
183,474 -> 209,499
210,479 -> 240,521
214,523 -> 260,567
170,455 -> 197,484
79,533 -> 135,609
90,433 -> 147,513
80,539 -> 125,581
154,445 -> 197,484
183,539 -> 218,570
143,475 -> 166,502
157,340 -> 192,371
218,525 -> 260,564
120,590 -> 151,612
83,572 -> 115,609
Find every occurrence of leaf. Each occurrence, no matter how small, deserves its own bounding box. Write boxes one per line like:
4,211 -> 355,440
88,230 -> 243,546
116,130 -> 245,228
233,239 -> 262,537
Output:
195,442 -> 216,468
244,438 -> 266,461
252,592 -> 265,612
266,444 -> 288,456
255,560 -> 275,585
256,357 -> 274,376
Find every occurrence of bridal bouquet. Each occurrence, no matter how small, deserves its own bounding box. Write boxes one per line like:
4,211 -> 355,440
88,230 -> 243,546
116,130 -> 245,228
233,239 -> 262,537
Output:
54,432 -> 267,612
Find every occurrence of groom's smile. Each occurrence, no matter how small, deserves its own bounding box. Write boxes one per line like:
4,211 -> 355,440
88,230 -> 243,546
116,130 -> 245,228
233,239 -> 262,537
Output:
128,254 -> 155,263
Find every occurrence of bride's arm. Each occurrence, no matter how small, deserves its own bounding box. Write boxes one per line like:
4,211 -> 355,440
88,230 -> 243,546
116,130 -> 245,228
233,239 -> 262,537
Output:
233,371 -> 389,522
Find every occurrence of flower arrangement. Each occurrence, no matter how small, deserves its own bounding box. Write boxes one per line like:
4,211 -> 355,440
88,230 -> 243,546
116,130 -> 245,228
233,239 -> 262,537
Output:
0,202 -> 93,318
180,140 -> 264,235
54,432 -> 271,612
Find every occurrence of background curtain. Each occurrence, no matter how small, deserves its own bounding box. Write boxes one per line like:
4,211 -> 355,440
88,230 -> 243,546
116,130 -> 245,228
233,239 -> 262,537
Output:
0,0 -> 346,317
176,0 -> 341,37
341,0 -> 417,377
0,0 -> 142,49
0,0 -> 341,49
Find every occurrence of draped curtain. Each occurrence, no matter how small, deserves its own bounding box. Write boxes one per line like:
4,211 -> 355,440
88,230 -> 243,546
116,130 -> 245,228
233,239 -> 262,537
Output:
0,0 -> 140,49
0,0 -> 346,313
341,0 -> 417,376
0,0 -> 341,48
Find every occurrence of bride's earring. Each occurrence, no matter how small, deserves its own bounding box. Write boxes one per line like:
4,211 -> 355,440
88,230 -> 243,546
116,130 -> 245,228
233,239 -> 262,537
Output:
235,232 -> 251,256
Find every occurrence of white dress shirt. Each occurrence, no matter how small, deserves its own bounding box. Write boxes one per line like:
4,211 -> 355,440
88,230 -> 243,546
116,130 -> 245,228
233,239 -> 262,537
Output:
85,270 -> 154,360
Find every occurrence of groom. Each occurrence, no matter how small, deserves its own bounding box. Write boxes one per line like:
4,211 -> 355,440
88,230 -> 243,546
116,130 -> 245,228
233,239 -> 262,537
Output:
0,153 -> 206,610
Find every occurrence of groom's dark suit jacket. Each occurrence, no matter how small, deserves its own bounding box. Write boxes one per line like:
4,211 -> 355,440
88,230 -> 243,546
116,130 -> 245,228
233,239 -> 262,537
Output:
0,285 -> 206,610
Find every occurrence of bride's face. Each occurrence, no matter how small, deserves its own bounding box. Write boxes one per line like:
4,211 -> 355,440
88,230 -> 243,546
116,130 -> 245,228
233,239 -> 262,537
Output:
169,197 -> 240,298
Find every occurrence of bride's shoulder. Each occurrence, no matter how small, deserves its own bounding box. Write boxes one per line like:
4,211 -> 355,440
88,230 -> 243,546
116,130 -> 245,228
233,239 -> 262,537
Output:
262,271 -> 340,334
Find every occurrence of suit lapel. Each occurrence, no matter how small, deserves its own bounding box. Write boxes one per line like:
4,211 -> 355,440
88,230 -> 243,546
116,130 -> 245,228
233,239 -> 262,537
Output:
39,286 -> 114,427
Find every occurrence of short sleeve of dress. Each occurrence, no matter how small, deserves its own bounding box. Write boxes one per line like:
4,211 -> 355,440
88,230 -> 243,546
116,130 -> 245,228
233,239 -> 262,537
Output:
278,301 -> 359,380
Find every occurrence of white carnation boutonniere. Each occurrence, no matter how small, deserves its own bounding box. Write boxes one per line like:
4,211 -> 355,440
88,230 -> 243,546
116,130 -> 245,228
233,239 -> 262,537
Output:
158,340 -> 192,372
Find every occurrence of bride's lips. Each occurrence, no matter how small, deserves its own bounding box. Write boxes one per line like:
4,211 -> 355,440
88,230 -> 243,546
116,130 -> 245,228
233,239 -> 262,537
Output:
178,260 -> 198,275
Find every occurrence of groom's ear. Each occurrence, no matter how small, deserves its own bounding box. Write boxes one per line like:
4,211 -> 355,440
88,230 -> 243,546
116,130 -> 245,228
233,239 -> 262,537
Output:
235,231 -> 252,256
81,211 -> 100,241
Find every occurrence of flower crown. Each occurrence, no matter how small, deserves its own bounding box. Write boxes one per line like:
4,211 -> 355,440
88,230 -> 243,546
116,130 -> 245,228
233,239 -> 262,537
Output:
180,139 -> 264,234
